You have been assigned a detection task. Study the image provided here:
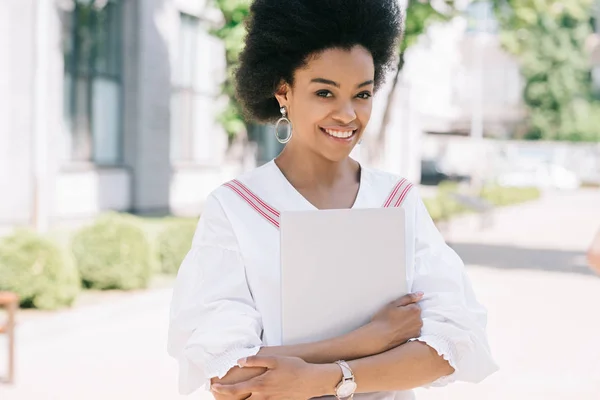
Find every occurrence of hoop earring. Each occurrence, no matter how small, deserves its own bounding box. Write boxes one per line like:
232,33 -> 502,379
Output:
275,107 -> 293,144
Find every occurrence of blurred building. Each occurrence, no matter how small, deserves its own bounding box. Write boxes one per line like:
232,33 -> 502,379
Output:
2,0 -> 598,232
0,0 -> 246,231
402,1 -> 525,139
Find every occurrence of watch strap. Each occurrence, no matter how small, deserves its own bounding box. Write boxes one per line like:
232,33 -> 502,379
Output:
336,360 -> 354,381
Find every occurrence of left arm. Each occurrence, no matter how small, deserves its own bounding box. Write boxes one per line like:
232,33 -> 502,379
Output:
212,340 -> 451,399
343,340 -> 454,392
213,194 -> 498,398
320,192 -> 499,393
408,195 -> 498,387
315,340 -> 454,395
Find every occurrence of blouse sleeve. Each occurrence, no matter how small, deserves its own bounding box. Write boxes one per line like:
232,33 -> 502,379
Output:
411,195 -> 499,387
167,194 -> 263,395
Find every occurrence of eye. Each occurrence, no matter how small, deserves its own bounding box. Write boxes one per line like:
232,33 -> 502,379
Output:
316,90 -> 333,98
357,92 -> 372,100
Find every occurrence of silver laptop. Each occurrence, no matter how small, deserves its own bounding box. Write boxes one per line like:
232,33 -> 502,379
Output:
280,207 -> 408,346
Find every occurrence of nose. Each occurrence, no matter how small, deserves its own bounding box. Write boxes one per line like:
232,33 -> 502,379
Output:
332,100 -> 357,125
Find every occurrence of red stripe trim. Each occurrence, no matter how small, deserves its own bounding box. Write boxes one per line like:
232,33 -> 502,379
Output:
223,183 -> 280,228
394,183 -> 414,207
230,180 -> 280,217
383,178 -> 407,208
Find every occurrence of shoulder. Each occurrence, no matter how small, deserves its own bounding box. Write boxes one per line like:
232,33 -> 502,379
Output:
204,162 -> 277,216
360,164 -> 422,207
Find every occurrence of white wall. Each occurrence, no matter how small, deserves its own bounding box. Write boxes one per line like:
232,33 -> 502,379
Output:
166,0 -> 247,214
54,169 -> 132,219
403,18 -> 524,136
0,0 -> 36,228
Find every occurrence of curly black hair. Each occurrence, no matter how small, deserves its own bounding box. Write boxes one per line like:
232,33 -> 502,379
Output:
234,0 -> 404,122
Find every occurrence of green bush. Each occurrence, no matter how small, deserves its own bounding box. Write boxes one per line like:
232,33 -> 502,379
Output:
157,219 -> 197,274
0,230 -> 80,310
423,183 -> 541,222
71,213 -> 153,290
481,185 -> 541,206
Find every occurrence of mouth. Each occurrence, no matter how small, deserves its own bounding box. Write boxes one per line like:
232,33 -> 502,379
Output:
319,127 -> 358,142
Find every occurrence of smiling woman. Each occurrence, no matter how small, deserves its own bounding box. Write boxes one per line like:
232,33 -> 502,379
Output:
168,1 -> 498,399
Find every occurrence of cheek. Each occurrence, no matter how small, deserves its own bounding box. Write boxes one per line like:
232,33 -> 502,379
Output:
355,100 -> 373,122
293,96 -> 330,124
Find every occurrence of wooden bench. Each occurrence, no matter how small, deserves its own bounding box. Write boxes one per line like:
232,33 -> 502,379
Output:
0,292 -> 18,384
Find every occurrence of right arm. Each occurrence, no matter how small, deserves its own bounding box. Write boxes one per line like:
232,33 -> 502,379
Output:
168,193 -> 420,399
210,322 -> 386,387
168,195 -> 378,395
211,294 -> 425,399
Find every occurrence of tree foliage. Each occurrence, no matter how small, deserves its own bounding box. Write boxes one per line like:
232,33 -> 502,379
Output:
210,0 -> 252,140
491,0 -> 600,141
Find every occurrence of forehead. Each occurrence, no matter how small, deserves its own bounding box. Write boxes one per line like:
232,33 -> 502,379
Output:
294,46 -> 375,84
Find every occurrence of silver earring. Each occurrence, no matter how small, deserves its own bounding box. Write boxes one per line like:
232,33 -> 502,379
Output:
275,107 -> 293,144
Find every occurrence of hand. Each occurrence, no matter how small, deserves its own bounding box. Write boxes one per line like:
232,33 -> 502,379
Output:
369,292 -> 424,352
211,355 -> 334,400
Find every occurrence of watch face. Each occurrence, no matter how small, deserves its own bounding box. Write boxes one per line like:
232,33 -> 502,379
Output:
337,381 -> 357,398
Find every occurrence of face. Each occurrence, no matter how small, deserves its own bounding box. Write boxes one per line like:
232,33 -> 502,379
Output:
275,45 -> 375,162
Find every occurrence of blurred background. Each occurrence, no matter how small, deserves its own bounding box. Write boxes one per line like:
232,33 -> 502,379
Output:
0,0 -> 599,399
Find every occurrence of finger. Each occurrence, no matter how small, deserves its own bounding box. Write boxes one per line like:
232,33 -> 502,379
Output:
211,380 -> 257,396
238,355 -> 279,369
393,292 -> 424,307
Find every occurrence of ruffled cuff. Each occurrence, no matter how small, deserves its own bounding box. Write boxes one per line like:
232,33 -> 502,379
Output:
413,334 -> 458,387
205,345 -> 263,383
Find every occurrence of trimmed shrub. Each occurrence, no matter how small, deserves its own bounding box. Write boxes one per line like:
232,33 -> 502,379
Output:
0,230 -> 80,310
481,185 -> 541,206
71,213 -> 153,290
157,219 -> 197,274
423,183 -> 541,222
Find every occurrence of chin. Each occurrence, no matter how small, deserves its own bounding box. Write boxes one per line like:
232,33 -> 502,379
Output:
317,147 -> 357,163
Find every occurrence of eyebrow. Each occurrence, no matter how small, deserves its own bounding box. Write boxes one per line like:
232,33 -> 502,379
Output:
310,78 -> 374,89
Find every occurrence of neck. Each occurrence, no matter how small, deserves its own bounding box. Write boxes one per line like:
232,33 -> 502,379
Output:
274,144 -> 359,189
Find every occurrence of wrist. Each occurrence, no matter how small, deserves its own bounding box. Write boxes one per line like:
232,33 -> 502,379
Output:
311,363 -> 343,397
358,321 -> 390,355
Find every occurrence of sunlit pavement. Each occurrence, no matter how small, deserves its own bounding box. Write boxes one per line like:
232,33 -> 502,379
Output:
416,188 -> 600,400
1,189 -> 599,400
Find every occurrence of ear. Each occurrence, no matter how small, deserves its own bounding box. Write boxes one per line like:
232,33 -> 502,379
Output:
274,80 -> 290,108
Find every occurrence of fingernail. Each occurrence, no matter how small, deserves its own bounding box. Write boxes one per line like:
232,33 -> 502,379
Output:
211,384 -> 222,392
237,357 -> 247,366
415,291 -> 424,297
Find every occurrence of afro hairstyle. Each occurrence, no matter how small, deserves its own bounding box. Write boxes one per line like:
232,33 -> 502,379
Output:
234,0 -> 404,122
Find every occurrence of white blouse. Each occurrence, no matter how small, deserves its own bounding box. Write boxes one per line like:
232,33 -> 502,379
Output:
167,160 -> 498,399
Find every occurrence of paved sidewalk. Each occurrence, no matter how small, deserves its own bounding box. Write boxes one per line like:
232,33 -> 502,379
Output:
416,189 -> 600,400
0,289 -> 189,400
1,189 -> 599,400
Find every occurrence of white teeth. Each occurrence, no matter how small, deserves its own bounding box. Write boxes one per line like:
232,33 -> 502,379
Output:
324,129 -> 354,138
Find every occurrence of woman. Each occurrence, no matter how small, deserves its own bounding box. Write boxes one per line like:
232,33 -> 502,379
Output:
168,0 -> 498,399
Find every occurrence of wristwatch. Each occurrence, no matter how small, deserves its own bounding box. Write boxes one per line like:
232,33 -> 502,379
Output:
334,360 -> 357,400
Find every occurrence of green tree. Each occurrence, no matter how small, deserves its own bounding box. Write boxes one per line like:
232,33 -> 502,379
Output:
210,0 -> 252,140
491,0 -> 600,141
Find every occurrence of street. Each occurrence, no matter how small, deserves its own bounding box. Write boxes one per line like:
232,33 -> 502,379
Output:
1,189 -> 599,400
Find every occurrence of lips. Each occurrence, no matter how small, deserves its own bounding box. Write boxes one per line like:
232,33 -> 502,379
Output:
320,126 -> 358,140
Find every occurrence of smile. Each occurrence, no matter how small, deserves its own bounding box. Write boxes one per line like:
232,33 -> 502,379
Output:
320,127 -> 357,140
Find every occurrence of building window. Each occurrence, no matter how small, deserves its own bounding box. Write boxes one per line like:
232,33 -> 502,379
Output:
171,13 -> 213,163
63,0 -> 123,165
